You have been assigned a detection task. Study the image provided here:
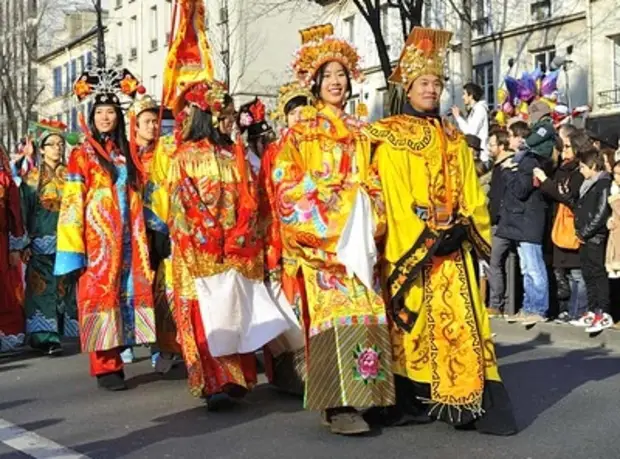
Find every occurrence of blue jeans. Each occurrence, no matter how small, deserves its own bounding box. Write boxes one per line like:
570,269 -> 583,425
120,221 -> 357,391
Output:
566,269 -> 588,318
517,242 -> 549,316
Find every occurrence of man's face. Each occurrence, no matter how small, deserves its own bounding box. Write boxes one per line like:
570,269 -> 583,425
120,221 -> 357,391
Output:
508,130 -> 522,151
407,74 -> 442,113
488,135 -> 501,158
136,111 -> 158,143
462,90 -> 473,107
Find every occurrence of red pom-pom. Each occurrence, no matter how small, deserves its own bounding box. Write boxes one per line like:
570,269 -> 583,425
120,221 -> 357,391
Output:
137,85 -> 146,94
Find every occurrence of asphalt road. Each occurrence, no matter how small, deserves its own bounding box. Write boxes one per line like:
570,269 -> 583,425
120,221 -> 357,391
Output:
1,336 -> 620,459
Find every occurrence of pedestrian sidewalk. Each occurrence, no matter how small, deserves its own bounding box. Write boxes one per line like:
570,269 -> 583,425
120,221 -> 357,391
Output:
491,317 -> 620,352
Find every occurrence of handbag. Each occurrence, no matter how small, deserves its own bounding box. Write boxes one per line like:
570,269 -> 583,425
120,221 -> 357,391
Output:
551,203 -> 580,250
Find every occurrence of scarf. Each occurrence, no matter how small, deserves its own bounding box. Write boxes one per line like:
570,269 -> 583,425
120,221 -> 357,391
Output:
579,171 -> 609,198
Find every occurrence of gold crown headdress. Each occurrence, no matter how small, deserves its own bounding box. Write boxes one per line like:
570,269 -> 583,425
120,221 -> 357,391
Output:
271,82 -> 314,122
292,23 -> 364,87
128,95 -> 159,119
389,27 -> 452,89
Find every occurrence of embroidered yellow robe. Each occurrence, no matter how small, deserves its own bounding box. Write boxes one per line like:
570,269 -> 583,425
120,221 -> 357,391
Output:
273,105 -> 395,410
365,114 -> 500,415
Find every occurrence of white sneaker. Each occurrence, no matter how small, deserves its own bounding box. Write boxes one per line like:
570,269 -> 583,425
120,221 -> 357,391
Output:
569,312 -> 596,327
585,313 -> 614,333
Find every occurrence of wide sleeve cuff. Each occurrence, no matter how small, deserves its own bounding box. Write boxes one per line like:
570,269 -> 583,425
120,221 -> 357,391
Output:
9,233 -> 28,251
54,251 -> 86,276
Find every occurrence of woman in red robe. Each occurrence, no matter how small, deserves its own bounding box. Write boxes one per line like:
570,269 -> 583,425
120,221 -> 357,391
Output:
0,150 -> 26,352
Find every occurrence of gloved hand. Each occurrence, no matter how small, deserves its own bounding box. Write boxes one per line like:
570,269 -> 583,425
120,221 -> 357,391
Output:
434,224 -> 468,257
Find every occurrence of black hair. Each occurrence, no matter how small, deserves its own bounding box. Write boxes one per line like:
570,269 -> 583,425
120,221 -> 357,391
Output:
184,95 -> 235,147
463,82 -> 484,102
579,148 -> 605,171
509,121 -> 531,139
558,124 -> 578,139
311,62 -> 351,103
284,95 -> 310,116
569,129 -> 595,157
88,104 -> 138,188
490,127 -> 510,150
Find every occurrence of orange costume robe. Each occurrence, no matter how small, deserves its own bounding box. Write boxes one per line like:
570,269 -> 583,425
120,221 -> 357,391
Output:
55,140 -> 156,375
167,138 -> 288,397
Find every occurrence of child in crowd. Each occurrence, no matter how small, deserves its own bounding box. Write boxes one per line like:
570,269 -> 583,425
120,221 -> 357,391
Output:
572,149 -> 613,333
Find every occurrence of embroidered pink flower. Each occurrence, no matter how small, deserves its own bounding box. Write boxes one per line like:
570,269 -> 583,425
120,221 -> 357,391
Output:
357,347 -> 380,380
352,343 -> 386,384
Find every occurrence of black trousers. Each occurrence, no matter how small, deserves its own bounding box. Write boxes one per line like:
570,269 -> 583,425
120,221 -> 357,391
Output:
579,239 -> 610,314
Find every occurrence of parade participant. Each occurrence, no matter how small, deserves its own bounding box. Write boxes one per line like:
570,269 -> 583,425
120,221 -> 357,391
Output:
20,120 -> 78,355
261,82 -> 313,396
0,148 -> 26,353
365,27 -> 517,435
55,67 -> 156,391
167,79 -> 289,409
238,97 -> 275,175
127,96 -> 182,370
272,24 -> 395,435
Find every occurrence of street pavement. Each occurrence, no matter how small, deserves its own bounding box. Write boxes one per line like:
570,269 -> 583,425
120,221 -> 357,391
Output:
1,332 -> 620,459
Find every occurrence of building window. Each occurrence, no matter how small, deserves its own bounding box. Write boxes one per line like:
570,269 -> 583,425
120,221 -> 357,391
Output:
115,0 -> 122,9
150,6 -> 158,51
164,0 -> 172,43
53,66 -> 62,97
64,63 -> 70,94
531,0 -> 551,22
130,16 -> 138,59
86,52 -> 93,68
150,75 -> 158,96
346,96 -> 359,116
70,59 -> 77,86
474,61 -> 495,107
78,55 -> 85,73
343,16 -> 355,45
71,108 -> 78,132
380,4 -> 390,48
533,47 -> 556,72
473,0 -> 491,37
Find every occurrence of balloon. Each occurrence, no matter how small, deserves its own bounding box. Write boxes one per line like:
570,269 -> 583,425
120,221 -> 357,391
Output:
496,88 -> 508,104
65,132 -> 81,146
495,111 -> 507,126
540,70 -> 560,98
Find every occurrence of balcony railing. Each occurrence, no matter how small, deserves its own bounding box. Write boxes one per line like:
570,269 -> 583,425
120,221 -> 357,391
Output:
598,88 -> 620,108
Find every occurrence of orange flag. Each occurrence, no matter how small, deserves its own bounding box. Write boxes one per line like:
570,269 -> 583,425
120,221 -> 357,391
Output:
162,0 -> 215,109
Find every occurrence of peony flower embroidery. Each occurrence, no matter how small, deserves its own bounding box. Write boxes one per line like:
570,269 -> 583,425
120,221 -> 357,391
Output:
353,344 -> 386,384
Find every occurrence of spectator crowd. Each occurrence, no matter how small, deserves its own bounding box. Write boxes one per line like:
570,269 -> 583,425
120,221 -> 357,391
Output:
459,83 -> 620,333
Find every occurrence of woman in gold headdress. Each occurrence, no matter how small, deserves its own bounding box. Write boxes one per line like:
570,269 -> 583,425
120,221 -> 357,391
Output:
364,28 -> 517,435
269,24 -> 395,435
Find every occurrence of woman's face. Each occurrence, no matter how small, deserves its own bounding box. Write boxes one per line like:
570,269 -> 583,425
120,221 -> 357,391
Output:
319,61 -> 349,109
218,103 -> 235,136
94,105 -> 118,134
41,134 -> 65,166
286,105 -> 304,128
560,130 -> 575,160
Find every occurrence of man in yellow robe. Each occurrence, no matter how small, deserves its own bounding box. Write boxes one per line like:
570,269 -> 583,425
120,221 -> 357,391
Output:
365,27 -> 517,435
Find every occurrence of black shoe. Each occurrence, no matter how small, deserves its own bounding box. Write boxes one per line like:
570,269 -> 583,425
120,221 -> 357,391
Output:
47,343 -> 63,356
205,393 -> 234,411
97,371 -> 127,391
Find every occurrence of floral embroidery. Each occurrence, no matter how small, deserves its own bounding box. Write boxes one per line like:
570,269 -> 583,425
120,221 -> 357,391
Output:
353,344 -> 386,384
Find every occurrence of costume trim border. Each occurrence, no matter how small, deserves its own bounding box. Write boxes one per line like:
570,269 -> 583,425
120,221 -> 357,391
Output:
466,217 -> 491,263
387,226 -> 443,332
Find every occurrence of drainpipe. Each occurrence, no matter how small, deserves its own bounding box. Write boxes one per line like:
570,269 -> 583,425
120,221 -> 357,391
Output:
586,0 -> 594,109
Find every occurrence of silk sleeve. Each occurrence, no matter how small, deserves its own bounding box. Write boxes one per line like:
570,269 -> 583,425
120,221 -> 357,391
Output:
54,147 -> 87,275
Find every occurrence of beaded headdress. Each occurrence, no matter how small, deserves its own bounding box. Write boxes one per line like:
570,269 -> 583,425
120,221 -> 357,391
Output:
128,95 -> 159,119
271,82 -> 314,122
389,27 -> 452,89
292,23 -> 363,87
73,67 -> 145,106
174,79 -> 229,124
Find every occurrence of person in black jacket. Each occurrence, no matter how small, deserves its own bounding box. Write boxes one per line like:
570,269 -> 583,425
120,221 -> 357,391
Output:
498,121 -> 551,326
533,125 -> 587,323
487,128 -> 515,315
570,148 -> 614,333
